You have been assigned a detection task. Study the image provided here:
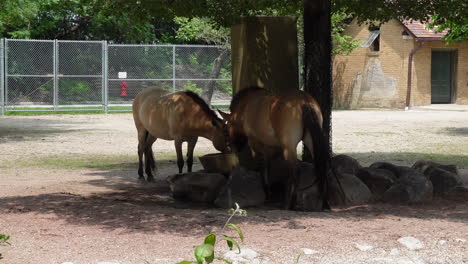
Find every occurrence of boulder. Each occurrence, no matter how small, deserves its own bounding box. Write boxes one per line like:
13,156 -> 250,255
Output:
167,171 -> 227,203
425,167 -> 463,195
442,185 -> 468,202
215,166 -> 265,208
369,162 -> 401,175
331,154 -> 362,175
295,162 -> 324,211
382,168 -> 433,203
356,168 -> 397,200
412,160 -> 459,175
328,171 -> 372,206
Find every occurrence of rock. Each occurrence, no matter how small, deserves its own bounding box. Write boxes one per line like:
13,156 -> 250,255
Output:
438,240 -> 447,245
442,185 -> 468,201
295,162 -> 325,211
215,166 -> 265,208
412,160 -> 459,175
301,248 -> 319,255
382,167 -> 433,203
397,236 -> 424,250
369,162 -> 400,175
328,171 -> 372,206
390,248 -> 400,255
354,242 -> 373,251
167,171 -> 227,203
268,160 -> 325,211
224,248 -> 258,263
356,168 -> 397,200
425,167 -> 463,195
332,154 -> 362,175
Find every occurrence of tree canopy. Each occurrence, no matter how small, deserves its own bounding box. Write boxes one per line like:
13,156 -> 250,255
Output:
1,0 -> 466,43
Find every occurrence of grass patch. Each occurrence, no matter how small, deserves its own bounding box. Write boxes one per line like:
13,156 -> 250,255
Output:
341,151 -> 468,169
353,131 -> 399,136
1,154 -> 180,170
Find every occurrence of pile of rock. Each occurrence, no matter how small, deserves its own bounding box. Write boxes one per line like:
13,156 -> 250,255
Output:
166,155 -> 466,211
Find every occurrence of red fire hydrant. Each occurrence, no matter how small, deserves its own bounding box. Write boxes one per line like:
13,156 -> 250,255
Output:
120,81 -> 128,97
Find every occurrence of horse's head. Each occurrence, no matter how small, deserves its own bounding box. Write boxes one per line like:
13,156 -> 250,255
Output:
211,117 -> 231,153
217,110 -> 247,153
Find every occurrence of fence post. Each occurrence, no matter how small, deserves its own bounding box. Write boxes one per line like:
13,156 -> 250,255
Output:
0,38 -> 4,115
53,39 -> 58,110
102,40 -> 108,113
4,39 -> 8,111
172,45 -> 176,92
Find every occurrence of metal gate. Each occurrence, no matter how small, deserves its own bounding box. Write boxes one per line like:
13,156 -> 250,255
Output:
0,39 -> 232,114
56,40 -> 104,110
4,39 -> 55,111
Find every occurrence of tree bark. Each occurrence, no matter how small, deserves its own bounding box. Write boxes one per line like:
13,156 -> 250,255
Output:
302,0 -> 332,160
201,49 -> 229,104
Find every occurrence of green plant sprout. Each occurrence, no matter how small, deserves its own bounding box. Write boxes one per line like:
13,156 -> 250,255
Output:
176,203 -> 246,264
0,234 -> 11,260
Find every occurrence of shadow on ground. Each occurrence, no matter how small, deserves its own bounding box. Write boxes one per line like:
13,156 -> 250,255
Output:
0,118 -> 95,143
1,152 -> 467,237
440,127 -> 468,136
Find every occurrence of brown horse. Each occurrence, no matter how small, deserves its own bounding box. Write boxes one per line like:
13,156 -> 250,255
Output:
218,86 -> 331,210
132,87 -> 229,182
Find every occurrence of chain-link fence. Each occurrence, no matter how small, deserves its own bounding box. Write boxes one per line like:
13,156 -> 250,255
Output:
0,39 -> 232,113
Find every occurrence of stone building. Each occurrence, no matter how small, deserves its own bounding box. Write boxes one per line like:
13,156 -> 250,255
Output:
333,19 -> 467,109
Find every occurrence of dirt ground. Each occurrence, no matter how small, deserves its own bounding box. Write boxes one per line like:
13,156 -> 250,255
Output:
0,110 -> 467,264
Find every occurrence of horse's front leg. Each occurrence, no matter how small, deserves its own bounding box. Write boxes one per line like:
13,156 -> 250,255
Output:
174,138 -> 184,174
248,140 -> 272,200
186,136 -> 198,173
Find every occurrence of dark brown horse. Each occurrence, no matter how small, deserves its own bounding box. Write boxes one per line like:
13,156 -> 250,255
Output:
218,86 -> 331,210
133,87 -> 229,182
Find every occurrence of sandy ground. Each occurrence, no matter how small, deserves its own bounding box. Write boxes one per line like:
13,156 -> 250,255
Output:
0,110 -> 467,264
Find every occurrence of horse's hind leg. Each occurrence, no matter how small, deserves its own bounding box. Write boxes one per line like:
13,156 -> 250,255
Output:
186,136 -> 198,172
175,138 -> 184,174
282,147 -> 299,210
144,135 -> 157,182
137,130 -> 149,180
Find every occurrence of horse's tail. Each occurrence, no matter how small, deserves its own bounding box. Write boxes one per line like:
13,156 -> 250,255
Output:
302,104 -> 331,210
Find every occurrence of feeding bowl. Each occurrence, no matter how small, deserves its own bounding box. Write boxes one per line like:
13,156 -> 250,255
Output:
199,153 -> 239,175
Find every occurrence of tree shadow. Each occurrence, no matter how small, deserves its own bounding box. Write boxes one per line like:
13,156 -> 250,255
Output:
0,117 -> 95,143
440,127 -> 468,136
1,151 -> 467,237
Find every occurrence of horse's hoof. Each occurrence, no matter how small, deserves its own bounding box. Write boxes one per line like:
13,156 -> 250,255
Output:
147,177 -> 155,183
138,177 -> 146,183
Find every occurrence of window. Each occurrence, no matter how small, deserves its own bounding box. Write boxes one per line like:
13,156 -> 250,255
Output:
361,30 -> 380,52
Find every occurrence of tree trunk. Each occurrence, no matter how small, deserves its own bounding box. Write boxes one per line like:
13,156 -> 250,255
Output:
302,0 -> 332,160
201,49 -> 229,104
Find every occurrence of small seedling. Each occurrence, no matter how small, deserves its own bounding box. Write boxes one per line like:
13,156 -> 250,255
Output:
177,203 -> 246,264
0,234 -> 11,260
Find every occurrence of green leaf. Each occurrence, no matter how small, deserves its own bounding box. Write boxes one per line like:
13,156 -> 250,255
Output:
204,233 -> 216,246
222,235 -> 241,253
226,224 -> 244,242
194,243 -> 214,264
176,261 -> 195,264
216,257 -> 233,264
295,252 -> 304,264
226,239 -> 233,249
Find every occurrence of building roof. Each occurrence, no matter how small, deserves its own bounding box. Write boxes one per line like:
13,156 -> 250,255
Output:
401,20 -> 449,40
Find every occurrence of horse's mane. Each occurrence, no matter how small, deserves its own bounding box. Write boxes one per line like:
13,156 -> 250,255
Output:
183,91 -> 221,121
230,86 -> 267,111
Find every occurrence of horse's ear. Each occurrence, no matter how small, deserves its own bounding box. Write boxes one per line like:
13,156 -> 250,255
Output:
217,109 -> 231,121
